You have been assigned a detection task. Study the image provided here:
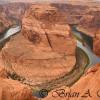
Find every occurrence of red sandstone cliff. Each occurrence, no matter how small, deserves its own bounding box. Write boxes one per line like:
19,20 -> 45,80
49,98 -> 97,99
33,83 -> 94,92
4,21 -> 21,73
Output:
42,64 -> 100,100
1,4 -> 76,86
0,4 -> 76,99
0,2 -> 99,100
0,3 -> 30,33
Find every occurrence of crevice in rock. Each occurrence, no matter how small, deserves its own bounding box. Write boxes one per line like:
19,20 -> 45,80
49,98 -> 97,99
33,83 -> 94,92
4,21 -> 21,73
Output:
45,32 -> 53,49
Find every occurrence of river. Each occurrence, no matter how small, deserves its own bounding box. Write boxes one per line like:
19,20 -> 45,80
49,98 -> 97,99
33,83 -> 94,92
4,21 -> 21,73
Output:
72,26 -> 100,67
0,25 -> 21,43
1,25 -> 100,98
2,25 -> 100,67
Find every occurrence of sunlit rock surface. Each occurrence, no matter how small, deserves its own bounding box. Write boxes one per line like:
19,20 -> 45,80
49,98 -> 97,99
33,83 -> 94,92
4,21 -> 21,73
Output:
0,7 -> 12,33
0,2 -> 99,100
1,4 -> 76,88
93,29 -> 100,57
42,64 -> 100,100
0,3 -> 30,33
0,67 -> 36,100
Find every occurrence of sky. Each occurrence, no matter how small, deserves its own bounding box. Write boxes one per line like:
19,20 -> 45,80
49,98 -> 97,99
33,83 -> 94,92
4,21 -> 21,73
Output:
0,0 -> 100,4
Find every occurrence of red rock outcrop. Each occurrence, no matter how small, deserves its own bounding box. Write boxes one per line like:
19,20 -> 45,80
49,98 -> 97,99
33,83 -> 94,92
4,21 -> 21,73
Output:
53,3 -> 100,57
0,3 -> 30,34
0,2 -> 100,100
2,3 -> 30,20
0,6 -> 12,33
42,63 -> 100,100
1,4 -> 76,90
93,29 -> 100,56
79,13 -> 100,57
0,67 -> 36,100
22,4 -> 75,54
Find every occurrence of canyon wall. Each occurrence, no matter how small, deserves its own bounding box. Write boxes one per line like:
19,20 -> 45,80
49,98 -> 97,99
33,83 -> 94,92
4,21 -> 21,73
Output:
0,2 -> 99,100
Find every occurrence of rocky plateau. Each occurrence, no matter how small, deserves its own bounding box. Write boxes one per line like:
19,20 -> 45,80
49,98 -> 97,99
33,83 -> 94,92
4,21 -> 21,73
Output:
0,1 -> 99,100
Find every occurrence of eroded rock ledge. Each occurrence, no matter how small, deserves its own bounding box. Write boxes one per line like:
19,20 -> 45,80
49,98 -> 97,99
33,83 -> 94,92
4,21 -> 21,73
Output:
0,66 -> 36,100
1,4 -> 76,89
